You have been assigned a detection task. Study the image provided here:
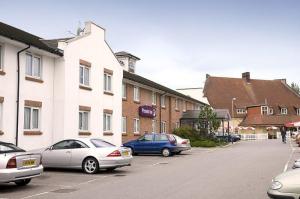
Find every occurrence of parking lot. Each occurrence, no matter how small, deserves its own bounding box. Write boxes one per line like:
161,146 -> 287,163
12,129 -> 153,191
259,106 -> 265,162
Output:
0,140 -> 294,199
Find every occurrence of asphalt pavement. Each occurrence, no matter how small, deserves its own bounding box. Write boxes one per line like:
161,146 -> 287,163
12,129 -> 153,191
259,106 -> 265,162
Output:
0,139 -> 294,199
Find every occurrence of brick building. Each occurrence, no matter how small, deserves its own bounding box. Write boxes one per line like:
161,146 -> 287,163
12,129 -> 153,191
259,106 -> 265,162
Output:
116,52 -> 205,142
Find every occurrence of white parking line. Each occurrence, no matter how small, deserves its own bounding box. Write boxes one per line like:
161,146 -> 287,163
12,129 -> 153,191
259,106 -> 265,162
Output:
21,192 -> 49,199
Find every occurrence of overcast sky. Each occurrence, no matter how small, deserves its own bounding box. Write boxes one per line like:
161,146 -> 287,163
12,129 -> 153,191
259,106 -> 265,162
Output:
1,0 -> 299,89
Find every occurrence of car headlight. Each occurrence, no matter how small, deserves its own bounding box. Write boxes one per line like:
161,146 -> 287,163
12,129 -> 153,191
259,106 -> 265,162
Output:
271,181 -> 282,190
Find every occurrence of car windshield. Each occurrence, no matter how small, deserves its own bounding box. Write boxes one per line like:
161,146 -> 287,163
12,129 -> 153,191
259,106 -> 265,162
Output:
0,143 -> 25,154
90,139 -> 115,148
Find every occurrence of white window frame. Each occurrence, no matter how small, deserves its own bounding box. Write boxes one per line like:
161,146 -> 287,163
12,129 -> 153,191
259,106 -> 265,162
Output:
24,106 -> 40,131
26,53 -> 42,79
79,111 -> 89,132
0,44 -> 3,71
79,64 -> 90,87
133,118 -> 140,134
152,119 -> 156,132
122,83 -> 127,99
175,122 -> 180,129
175,98 -> 179,110
0,102 -> 3,131
133,86 -> 140,102
261,106 -> 268,115
183,101 -> 187,112
129,60 -> 135,70
161,95 -> 165,108
152,91 -> 157,105
122,116 -> 127,133
104,73 -> 112,92
161,121 -> 166,133
297,108 -> 300,116
236,109 -> 246,114
103,113 -> 112,132
281,108 -> 288,115
269,108 -> 274,115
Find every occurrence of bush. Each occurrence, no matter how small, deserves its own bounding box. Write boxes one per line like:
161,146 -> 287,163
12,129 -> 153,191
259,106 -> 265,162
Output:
191,140 -> 217,147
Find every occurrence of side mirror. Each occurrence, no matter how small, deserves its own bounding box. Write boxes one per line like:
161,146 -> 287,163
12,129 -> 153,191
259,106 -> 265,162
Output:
47,146 -> 53,151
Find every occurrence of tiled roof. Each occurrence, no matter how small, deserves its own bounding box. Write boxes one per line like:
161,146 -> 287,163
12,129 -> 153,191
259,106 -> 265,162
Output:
123,70 -> 206,105
0,21 -> 63,56
240,114 -> 300,127
203,75 -> 300,117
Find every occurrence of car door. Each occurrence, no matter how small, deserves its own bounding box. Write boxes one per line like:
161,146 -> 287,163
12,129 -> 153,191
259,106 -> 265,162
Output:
153,134 -> 170,153
134,134 -> 154,153
42,140 -> 72,168
68,140 -> 90,168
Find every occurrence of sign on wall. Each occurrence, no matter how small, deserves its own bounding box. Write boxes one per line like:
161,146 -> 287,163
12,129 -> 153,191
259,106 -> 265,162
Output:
139,105 -> 156,118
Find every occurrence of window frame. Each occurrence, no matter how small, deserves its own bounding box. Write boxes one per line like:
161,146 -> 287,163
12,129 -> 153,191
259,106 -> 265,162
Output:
175,98 -> 179,110
133,118 -> 140,134
161,95 -> 165,108
161,121 -> 166,133
269,108 -> 274,115
236,108 -> 246,114
0,44 -> 3,71
24,106 -> 40,131
25,53 -> 42,79
103,113 -> 112,132
122,83 -> 127,99
281,108 -> 288,115
261,106 -> 268,115
183,101 -> 187,112
79,64 -> 90,87
79,111 -> 89,132
152,91 -> 157,105
297,108 -> 300,116
151,119 -> 156,132
122,116 -> 127,133
0,102 -> 3,131
133,86 -> 140,102
104,73 -> 112,92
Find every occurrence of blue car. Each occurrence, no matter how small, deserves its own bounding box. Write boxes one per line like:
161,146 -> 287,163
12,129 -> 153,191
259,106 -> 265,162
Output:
123,133 -> 179,157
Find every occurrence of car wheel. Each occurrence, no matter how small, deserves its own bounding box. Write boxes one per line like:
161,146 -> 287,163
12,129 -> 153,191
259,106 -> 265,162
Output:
15,179 -> 31,186
162,148 -> 171,157
82,157 -> 99,174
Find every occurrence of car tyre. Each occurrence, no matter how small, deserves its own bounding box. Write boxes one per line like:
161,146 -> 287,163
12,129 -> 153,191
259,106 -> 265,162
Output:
82,157 -> 99,174
128,147 -> 136,156
15,179 -> 31,186
162,148 -> 171,157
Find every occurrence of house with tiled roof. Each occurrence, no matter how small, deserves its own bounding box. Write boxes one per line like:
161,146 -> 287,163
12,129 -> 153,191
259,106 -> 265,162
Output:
203,72 -> 300,138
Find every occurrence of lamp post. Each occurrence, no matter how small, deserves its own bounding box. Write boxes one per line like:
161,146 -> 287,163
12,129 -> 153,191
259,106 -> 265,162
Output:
231,98 -> 236,134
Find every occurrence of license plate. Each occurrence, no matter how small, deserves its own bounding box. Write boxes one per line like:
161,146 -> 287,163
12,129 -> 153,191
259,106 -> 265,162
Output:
22,159 -> 36,167
122,151 -> 129,156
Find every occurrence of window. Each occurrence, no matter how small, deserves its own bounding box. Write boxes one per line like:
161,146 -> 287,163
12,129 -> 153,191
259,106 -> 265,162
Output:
138,134 -> 153,142
183,101 -> 187,112
261,106 -> 268,115
0,45 -> 3,70
129,60 -> 135,70
133,118 -> 140,134
26,53 -> 41,78
133,86 -> 140,102
52,140 -> 73,150
103,113 -> 112,132
152,92 -> 157,105
24,107 -> 40,130
269,108 -> 274,115
161,95 -> 165,107
79,111 -> 89,131
91,139 -> 115,147
175,122 -> 180,129
281,108 -> 288,115
175,98 -> 179,110
152,120 -> 156,132
236,109 -> 246,114
0,102 -> 2,131
79,65 -> 90,86
297,108 -> 300,116
122,83 -> 127,99
104,73 -> 112,92
122,116 -> 127,133
154,134 -> 168,141
161,121 -> 166,133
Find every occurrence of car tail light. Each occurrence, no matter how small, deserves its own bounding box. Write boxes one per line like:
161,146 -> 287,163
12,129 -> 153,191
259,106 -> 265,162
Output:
182,140 -> 188,144
107,150 -> 121,157
6,157 -> 17,169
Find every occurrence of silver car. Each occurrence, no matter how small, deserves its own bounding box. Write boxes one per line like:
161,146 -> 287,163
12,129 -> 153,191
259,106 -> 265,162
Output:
172,135 -> 191,154
39,138 -> 132,174
267,169 -> 300,198
0,141 -> 43,186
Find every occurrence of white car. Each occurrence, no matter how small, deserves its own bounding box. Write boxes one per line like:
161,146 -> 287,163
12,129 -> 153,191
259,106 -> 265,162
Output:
38,138 -> 132,174
0,141 -> 43,186
172,135 -> 191,154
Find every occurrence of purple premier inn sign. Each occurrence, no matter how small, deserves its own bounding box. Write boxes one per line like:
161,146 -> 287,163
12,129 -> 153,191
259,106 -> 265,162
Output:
139,105 -> 156,118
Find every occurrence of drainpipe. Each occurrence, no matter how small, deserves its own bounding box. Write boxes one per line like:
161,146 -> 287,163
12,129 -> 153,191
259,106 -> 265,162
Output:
16,45 -> 30,146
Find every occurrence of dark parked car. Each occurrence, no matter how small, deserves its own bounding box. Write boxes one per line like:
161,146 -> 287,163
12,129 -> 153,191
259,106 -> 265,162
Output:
123,133 -> 180,157
216,134 -> 241,142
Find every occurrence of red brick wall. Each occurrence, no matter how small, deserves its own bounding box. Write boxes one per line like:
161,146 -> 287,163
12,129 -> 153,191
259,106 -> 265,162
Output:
247,106 -> 261,116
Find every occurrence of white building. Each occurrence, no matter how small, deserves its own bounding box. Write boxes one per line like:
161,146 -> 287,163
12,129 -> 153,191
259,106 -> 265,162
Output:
176,87 -> 209,104
0,21 -> 123,150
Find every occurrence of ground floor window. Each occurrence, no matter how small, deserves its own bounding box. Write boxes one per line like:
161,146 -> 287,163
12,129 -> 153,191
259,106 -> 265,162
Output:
175,122 -> 180,129
161,121 -> 166,133
152,120 -> 156,132
133,118 -> 140,134
0,102 -> 3,130
122,116 -> 127,133
103,113 -> 112,132
24,107 -> 40,130
79,111 -> 89,131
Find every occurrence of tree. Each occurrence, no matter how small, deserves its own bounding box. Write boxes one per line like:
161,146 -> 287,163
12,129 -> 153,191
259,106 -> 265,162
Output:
291,82 -> 300,94
198,105 -> 221,135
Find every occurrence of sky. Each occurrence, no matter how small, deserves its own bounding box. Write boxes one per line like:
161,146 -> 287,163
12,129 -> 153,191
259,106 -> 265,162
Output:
1,0 -> 299,89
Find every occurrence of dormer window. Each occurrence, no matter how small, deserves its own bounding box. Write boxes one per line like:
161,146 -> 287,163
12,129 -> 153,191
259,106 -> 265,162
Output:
129,60 -> 135,70
296,108 -> 300,116
280,108 -> 288,115
236,109 -> 246,114
268,108 -> 274,115
261,106 -> 268,115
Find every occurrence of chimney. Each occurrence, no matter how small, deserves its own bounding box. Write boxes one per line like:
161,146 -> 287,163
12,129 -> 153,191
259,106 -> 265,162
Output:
206,74 -> 210,79
242,72 -> 250,82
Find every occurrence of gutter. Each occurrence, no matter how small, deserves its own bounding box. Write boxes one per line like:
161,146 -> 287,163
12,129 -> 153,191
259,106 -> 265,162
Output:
16,45 -> 30,146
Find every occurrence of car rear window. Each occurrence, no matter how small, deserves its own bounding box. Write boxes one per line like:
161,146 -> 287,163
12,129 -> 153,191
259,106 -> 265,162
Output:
0,143 -> 25,154
90,139 -> 115,148
154,134 -> 169,141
